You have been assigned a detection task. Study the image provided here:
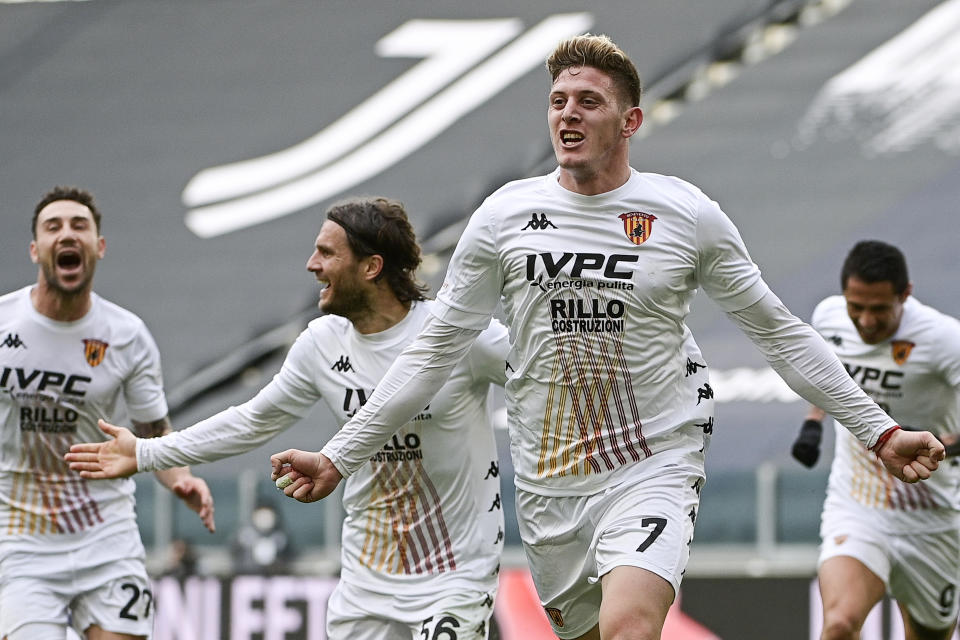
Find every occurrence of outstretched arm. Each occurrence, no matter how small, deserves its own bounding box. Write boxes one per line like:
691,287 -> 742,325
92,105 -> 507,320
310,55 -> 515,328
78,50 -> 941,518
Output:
728,291 -> 943,481
67,379 -> 306,473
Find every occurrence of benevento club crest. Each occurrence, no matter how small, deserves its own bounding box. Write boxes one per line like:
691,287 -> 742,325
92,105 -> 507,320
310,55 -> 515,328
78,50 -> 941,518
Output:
618,211 -> 657,245
82,339 -> 109,367
544,607 -> 564,628
891,340 -> 915,365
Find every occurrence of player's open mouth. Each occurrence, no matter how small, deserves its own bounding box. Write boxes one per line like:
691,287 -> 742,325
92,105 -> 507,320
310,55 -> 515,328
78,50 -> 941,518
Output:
56,250 -> 82,272
561,131 -> 584,145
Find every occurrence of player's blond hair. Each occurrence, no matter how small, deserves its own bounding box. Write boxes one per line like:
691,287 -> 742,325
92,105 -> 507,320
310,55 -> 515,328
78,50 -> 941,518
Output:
546,34 -> 642,108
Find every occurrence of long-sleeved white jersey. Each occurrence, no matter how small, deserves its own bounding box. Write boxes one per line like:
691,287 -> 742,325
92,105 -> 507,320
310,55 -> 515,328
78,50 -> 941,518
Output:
321,169 -> 897,496
0,286 -> 166,561
816,295 -> 960,533
138,301 -> 509,595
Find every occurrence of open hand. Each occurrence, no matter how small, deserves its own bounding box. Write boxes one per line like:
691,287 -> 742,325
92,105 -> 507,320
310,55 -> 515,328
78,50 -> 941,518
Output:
171,476 -> 216,533
64,420 -> 138,478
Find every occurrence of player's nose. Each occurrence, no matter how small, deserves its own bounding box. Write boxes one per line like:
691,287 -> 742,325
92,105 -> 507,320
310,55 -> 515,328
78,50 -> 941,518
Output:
858,313 -> 878,329
561,102 -> 581,122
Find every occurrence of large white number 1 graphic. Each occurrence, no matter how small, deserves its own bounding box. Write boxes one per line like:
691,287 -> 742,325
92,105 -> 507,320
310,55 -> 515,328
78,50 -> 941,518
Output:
182,13 -> 593,238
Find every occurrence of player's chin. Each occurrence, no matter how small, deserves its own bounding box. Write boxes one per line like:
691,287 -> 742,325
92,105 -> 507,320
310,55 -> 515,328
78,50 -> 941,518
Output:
556,152 -> 587,169
54,277 -> 87,294
317,290 -> 334,312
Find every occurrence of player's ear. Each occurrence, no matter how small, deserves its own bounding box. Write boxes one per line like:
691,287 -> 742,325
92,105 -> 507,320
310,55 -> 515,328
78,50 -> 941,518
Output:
364,254 -> 384,282
622,106 -> 643,138
901,282 -> 913,302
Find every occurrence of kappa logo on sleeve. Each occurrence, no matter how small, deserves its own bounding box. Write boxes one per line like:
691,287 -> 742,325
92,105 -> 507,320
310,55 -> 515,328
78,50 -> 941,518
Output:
82,339 -> 109,367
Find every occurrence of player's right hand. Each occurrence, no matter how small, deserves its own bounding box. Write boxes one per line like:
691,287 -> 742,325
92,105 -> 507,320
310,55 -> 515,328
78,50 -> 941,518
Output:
270,449 -> 343,503
64,419 -> 139,478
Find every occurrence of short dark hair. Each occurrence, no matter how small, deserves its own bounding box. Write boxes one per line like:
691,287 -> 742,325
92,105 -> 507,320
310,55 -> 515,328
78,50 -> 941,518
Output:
841,240 -> 909,295
546,34 -> 642,108
33,186 -> 101,237
325,196 -> 427,304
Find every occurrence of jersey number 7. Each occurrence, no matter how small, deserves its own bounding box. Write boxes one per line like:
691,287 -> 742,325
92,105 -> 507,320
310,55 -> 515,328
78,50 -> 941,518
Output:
636,516 -> 667,552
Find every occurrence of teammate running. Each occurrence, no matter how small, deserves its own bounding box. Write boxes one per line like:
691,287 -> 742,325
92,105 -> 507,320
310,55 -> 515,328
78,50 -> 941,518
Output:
791,240 -> 960,640
1,185 -> 214,640
67,196 -> 509,640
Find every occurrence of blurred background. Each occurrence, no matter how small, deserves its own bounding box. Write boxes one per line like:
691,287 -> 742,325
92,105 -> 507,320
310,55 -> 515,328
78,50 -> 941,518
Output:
3,0 -> 958,637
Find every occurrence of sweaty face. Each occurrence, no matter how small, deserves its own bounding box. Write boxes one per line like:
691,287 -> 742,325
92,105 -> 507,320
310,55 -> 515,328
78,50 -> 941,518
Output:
30,200 -> 104,296
843,276 -> 909,344
548,66 -> 636,185
305,221 -> 372,320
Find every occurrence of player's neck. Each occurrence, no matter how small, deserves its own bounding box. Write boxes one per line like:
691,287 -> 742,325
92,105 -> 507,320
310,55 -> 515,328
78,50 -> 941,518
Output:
351,295 -> 411,335
558,160 -> 632,196
31,280 -> 93,322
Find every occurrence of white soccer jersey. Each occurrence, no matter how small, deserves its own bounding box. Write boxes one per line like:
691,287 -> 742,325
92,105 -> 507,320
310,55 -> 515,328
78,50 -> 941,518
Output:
432,169 -> 766,495
816,295 -> 960,533
0,286 -> 167,556
137,301 -> 509,597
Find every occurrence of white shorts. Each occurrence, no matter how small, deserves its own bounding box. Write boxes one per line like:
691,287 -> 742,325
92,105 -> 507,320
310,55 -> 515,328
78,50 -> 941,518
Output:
516,448 -> 705,639
326,579 -> 496,640
0,556 -> 153,638
819,516 -> 960,629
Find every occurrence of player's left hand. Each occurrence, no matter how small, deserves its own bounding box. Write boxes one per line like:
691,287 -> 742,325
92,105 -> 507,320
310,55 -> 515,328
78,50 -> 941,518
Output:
170,476 -> 216,533
876,428 -> 945,482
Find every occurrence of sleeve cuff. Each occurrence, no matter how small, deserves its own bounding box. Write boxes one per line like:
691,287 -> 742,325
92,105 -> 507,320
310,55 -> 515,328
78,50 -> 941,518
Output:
320,445 -> 353,480
870,425 -> 901,453
135,437 -> 151,472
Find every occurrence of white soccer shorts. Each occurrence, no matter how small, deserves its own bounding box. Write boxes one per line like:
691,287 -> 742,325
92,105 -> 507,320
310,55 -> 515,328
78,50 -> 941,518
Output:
516,446 -> 705,639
